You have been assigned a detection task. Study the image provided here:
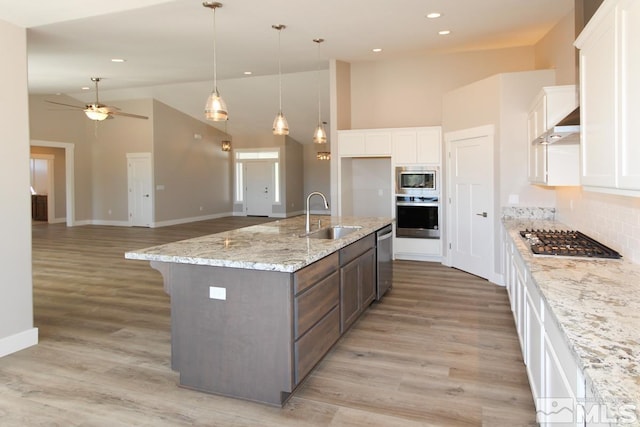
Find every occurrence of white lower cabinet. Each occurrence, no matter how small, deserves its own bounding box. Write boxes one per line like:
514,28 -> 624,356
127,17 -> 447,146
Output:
503,228 -> 587,426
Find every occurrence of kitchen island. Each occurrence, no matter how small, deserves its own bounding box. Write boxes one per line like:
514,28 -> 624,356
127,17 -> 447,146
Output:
502,218 -> 640,425
125,215 -> 392,406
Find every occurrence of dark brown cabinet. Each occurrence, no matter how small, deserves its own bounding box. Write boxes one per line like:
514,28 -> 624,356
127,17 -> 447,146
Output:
339,235 -> 376,333
31,194 -> 48,221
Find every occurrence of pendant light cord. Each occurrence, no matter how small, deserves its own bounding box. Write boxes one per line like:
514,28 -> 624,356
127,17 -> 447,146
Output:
277,27 -> 283,113
212,6 -> 218,92
315,39 -> 323,123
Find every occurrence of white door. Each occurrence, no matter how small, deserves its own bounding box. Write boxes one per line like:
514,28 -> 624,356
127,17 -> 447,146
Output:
127,153 -> 153,227
245,161 -> 273,216
446,126 -> 494,280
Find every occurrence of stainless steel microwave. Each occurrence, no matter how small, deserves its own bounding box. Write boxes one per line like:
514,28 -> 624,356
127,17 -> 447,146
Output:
395,166 -> 438,196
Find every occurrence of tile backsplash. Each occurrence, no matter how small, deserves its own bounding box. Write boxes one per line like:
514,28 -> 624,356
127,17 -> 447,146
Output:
556,187 -> 640,264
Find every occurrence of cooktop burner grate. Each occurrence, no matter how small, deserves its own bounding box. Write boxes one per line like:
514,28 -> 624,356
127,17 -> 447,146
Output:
519,229 -> 622,259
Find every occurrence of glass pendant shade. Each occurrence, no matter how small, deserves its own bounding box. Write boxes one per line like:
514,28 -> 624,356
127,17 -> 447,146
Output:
316,151 -> 331,160
84,108 -> 109,121
273,111 -> 289,135
313,122 -> 327,144
204,2 -> 228,122
205,89 -> 228,121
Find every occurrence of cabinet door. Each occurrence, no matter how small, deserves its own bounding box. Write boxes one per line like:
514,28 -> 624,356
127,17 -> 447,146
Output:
340,258 -> 360,333
392,128 -> 440,164
365,132 -> 392,155
392,131 -> 418,164
617,0 -> 640,190
339,132 -> 366,157
360,248 -> 376,308
525,285 -> 544,404
541,333 -> 581,426
416,128 -> 441,163
579,7 -> 617,188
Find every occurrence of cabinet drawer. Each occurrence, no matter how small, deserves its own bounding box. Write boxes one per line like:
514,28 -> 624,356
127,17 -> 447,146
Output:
294,252 -> 338,295
340,234 -> 375,266
294,306 -> 340,384
294,271 -> 339,339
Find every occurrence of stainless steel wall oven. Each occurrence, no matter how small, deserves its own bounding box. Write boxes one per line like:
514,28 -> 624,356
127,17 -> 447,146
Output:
395,196 -> 440,239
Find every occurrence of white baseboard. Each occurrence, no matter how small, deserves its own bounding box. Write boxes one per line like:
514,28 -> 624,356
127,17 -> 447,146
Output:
394,254 -> 443,263
0,328 -> 38,358
152,212 -> 234,228
91,219 -> 130,227
50,217 -> 67,224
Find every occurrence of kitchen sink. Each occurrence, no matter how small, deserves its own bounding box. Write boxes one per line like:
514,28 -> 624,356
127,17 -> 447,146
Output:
301,225 -> 362,240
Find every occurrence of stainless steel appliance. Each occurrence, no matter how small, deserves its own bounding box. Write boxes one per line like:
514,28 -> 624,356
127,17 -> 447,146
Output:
395,166 -> 438,196
376,225 -> 393,300
520,229 -> 622,259
395,196 -> 440,239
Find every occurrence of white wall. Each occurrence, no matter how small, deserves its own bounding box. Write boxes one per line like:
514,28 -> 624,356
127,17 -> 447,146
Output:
349,46 -> 536,129
0,18 -> 37,357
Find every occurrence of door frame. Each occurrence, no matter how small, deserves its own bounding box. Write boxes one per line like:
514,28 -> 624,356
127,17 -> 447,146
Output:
127,152 -> 154,227
30,139 -> 75,226
443,124 -> 497,282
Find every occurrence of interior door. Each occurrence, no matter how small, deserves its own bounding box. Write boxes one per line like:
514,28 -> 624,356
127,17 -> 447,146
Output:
244,161 -> 273,216
127,153 -> 153,227
446,126 -> 494,280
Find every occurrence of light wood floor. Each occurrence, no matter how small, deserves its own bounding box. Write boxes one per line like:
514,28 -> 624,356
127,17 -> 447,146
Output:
1,217 -> 536,426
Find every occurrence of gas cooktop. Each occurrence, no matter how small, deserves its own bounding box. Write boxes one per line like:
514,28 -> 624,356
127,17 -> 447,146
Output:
519,229 -> 622,259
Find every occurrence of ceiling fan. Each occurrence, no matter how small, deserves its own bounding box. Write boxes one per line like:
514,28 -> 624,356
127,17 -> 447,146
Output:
46,77 -> 148,121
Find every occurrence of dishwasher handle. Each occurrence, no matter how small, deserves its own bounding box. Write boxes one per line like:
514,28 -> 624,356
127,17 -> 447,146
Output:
377,228 -> 393,242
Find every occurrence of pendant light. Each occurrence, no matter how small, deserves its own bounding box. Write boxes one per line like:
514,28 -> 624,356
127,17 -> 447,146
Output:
312,38 -> 327,144
272,25 -> 289,135
221,119 -> 231,151
203,2 -> 228,121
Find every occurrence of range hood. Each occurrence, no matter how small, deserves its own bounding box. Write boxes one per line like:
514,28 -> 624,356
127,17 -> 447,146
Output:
540,107 -> 580,144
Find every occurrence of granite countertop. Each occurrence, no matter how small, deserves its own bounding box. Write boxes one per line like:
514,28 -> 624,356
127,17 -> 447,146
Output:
503,218 -> 640,423
125,215 -> 392,273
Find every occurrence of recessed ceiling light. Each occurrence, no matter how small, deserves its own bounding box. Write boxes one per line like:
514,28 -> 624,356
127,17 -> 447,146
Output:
438,30 -> 451,35
372,48 -> 383,53
111,58 -> 126,63
426,12 -> 441,19
243,71 -> 252,75
81,86 -> 90,90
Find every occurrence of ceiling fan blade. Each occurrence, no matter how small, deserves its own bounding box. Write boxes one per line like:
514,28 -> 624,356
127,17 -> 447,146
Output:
45,100 -> 85,109
109,111 -> 149,120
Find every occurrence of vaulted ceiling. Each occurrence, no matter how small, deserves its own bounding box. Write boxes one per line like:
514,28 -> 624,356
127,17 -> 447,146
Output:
0,0 -> 574,142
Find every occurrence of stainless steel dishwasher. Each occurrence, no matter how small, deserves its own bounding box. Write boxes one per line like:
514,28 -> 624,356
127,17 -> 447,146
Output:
376,225 -> 393,300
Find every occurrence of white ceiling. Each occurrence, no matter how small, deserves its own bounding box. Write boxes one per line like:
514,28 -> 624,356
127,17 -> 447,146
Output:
0,0 -> 574,143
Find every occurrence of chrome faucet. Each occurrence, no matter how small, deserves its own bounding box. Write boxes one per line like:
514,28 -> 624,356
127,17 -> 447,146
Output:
305,191 -> 329,233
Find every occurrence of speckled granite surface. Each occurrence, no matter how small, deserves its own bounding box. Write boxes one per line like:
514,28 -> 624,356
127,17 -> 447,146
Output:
125,215 -> 392,273
503,218 -> 640,424
501,206 -> 555,220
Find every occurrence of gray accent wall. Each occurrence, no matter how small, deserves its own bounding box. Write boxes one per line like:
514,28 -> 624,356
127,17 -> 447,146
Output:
153,100 -> 233,223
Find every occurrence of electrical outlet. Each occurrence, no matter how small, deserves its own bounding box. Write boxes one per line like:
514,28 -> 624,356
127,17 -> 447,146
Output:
209,286 -> 226,300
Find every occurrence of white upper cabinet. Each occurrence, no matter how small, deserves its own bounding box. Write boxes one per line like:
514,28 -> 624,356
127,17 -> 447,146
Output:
527,86 -> 579,186
576,0 -> 640,194
337,126 -> 441,164
337,130 -> 391,157
392,127 -> 441,165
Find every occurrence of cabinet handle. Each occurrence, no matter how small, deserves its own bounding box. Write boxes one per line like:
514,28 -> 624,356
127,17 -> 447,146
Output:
476,212 -> 487,218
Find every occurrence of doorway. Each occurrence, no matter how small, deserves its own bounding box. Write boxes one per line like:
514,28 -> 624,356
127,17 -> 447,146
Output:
244,161 -> 274,216
30,140 -> 75,226
445,125 -> 495,281
127,153 -> 153,227
30,154 -> 54,222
